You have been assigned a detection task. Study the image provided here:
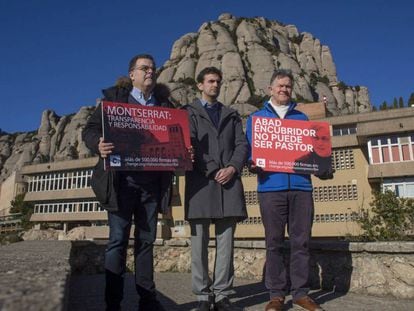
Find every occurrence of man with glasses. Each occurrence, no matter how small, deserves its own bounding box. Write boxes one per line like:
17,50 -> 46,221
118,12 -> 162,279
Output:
83,54 -> 173,311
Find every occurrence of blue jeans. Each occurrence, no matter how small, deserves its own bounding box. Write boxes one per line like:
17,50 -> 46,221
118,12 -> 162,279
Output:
105,182 -> 160,308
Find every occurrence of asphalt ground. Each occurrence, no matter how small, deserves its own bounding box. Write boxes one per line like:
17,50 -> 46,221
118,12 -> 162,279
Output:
68,272 -> 414,311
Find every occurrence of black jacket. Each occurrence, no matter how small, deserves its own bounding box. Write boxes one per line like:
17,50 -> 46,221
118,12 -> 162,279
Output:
82,79 -> 174,213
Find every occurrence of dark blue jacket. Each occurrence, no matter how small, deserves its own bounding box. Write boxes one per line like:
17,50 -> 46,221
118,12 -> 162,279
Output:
245,101 -> 313,192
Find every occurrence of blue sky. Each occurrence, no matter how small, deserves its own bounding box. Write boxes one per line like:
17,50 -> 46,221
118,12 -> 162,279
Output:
0,0 -> 413,133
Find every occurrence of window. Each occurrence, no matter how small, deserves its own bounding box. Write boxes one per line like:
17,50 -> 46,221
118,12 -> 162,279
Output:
332,124 -> 357,136
332,149 -> 355,170
382,178 -> 414,198
313,184 -> 358,202
27,169 -> 94,192
244,191 -> 259,205
33,201 -> 103,214
368,133 -> 414,164
314,213 -> 355,223
406,184 -> 414,197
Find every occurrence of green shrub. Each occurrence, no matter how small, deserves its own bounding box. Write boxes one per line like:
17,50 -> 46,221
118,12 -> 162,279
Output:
353,191 -> 414,241
10,194 -> 34,230
317,75 -> 329,84
337,81 -> 348,90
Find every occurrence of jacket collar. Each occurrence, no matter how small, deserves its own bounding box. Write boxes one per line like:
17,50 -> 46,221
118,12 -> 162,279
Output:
102,83 -> 173,108
102,84 -> 133,103
190,99 -> 235,121
264,100 -> 297,118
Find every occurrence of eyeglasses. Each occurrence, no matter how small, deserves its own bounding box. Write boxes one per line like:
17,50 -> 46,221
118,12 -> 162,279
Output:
134,65 -> 156,73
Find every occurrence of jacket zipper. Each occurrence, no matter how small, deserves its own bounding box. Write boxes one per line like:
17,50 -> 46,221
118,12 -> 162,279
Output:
266,102 -> 296,190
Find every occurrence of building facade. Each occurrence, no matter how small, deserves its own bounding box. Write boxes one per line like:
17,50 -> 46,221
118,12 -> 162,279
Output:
18,105 -> 414,240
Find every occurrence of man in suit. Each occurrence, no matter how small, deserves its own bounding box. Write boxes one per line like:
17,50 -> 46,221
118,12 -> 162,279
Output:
83,54 -> 173,311
184,67 -> 248,311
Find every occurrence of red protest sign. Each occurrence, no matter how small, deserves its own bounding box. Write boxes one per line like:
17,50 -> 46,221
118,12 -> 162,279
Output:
251,116 -> 332,174
101,101 -> 193,171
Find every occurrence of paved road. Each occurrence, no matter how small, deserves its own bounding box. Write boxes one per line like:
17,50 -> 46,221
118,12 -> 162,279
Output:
68,272 -> 414,311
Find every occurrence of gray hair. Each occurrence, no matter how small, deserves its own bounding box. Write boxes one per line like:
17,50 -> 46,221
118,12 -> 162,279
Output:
270,69 -> 294,85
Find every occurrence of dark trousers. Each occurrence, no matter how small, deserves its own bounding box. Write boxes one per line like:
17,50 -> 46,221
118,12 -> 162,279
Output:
105,182 -> 159,308
258,190 -> 314,301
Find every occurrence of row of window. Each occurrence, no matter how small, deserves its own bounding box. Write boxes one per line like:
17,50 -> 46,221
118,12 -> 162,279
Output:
238,213 -> 358,225
239,217 -> 263,225
123,213 -> 360,228
33,201 -> 104,214
30,209 -> 358,225
368,133 -> 414,164
26,147 -> 358,195
313,184 -> 358,202
245,185 -> 359,205
0,222 -> 21,234
314,213 -> 358,223
28,170 -> 93,192
332,125 -> 357,136
370,134 -> 414,147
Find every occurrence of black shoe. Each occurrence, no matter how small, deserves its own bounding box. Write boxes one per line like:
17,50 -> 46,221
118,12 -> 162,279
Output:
195,300 -> 212,311
138,298 -> 166,311
214,297 -> 243,311
105,270 -> 123,311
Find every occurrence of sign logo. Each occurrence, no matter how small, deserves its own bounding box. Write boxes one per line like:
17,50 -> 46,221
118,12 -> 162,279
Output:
109,155 -> 121,167
256,158 -> 266,168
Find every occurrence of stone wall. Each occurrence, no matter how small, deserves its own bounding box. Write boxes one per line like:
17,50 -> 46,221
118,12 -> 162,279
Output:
71,240 -> 414,299
151,240 -> 414,299
0,240 -> 413,311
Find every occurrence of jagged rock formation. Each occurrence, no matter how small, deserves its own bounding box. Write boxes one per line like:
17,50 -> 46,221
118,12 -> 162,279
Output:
1,133 -> 39,183
0,106 -> 96,183
34,108 -> 94,163
0,13 -> 372,185
158,13 -> 371,115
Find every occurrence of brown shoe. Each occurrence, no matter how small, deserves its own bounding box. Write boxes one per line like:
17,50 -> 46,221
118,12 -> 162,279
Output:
265,297 -> 284,311
293,296 -> 324,311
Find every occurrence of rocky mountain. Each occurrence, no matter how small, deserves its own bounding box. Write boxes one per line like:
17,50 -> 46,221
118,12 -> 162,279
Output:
0,107 -> 95,183
0,14 -> 372,185
157,13 -> 371,115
